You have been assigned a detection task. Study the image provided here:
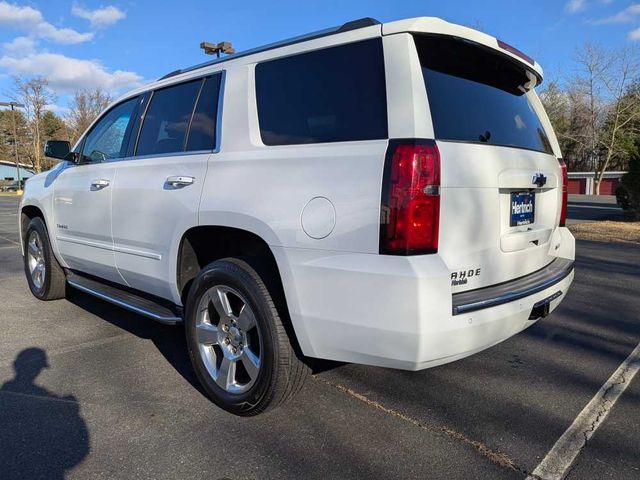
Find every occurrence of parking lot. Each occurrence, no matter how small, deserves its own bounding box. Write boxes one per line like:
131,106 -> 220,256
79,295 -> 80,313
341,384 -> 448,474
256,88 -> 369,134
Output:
1,194 -> 638,480
566,195 -> 625,225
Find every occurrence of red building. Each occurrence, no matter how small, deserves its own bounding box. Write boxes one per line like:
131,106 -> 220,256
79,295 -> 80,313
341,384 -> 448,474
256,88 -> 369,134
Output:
567,171 -> 625,196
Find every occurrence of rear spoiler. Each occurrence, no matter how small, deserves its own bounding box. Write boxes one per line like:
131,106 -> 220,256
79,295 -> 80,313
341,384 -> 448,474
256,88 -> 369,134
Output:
382,17 -> 543,86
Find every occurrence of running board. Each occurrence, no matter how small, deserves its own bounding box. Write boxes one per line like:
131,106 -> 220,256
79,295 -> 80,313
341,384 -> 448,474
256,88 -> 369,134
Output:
66,273 -> 182,325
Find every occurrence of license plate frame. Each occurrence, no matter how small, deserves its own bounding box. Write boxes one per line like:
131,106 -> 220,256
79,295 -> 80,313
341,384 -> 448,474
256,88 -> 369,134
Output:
510,191 -> 535,227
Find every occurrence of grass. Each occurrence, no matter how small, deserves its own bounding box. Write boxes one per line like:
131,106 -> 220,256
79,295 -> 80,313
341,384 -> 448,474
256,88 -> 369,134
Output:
569,220 -> 640,244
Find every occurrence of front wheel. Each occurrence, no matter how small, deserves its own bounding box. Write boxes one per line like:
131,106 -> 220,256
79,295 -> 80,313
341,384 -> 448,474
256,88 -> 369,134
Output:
184,258 -> 309,416
23,217 -> 67,301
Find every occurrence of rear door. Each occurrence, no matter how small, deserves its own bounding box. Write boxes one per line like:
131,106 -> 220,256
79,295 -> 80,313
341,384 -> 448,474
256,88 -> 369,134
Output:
110,74 -> 223,303
412,34 -> 562,292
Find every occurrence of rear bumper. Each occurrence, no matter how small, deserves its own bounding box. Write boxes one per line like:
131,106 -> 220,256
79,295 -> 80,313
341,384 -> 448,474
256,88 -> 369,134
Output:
274,227 -> 575,371
452,258 -> 574,315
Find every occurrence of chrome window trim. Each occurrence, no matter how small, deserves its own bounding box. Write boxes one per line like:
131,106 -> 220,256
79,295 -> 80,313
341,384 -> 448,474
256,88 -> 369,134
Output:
214,71 -> 226,153
123,70 -> 225,161
115,150 -> 213,163
70,70 -> 225,168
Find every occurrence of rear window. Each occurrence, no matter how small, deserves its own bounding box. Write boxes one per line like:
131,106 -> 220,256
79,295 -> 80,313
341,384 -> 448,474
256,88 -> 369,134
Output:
255,38 -> 387,145
137,80 -> 201,156
414,35 -> 552,154
186,75 -> 222,152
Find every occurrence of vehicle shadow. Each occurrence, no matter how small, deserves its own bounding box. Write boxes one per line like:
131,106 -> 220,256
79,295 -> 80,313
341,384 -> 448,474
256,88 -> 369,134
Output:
66,288 -> 343,387
0,348 -> 90,479
566,205 -> 624,222
65,290 -> 206,395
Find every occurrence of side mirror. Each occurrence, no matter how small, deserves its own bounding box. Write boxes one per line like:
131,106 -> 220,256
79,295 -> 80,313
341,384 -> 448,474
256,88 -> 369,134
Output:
44,140 -> 71,160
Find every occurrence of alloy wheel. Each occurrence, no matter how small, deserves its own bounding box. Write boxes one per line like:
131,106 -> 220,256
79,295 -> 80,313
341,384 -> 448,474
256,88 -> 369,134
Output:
195,285 -> 262,394
27,230 -> 46,291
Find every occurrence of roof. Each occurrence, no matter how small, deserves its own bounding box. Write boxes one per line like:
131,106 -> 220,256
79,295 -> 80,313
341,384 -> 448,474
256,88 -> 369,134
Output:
157,16 -> 543,84
0,159 -> 34,170
158,17 -> 381,81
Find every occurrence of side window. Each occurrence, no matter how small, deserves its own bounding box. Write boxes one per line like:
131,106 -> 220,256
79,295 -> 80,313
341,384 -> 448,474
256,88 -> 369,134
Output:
185,74 -> 222,151
125,92 -> 151,158
255,38 -> 387,146
136,80 -> 201,156
81,97 -> 138,164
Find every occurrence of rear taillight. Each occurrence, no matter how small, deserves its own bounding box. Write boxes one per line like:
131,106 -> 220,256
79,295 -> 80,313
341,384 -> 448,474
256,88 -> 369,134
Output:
558,158 -> 568,227
380,140 -> 440,255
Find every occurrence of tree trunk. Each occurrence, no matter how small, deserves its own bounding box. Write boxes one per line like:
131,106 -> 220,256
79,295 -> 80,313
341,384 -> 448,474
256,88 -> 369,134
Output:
33,116 -> 41,173
595,148 -> 615,196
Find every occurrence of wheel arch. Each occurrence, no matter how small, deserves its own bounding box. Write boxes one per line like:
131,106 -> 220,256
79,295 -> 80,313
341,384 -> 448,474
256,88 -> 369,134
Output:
20,204 -> 45,256
176,225 -> 306,358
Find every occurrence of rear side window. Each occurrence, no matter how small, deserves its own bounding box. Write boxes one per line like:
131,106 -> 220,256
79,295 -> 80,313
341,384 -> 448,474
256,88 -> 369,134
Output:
136,80 -> 201,156
186,75 -> 222,151
255,39 -> 387,145
414,35 -> 552,154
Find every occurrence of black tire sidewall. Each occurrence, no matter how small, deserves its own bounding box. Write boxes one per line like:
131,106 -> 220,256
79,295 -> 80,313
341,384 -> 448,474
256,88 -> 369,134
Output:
23,217 -> 55,299
185,260 -> 280,414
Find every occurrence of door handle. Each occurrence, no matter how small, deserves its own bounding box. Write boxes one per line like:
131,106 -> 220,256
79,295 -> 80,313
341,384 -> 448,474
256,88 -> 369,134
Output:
90,179 -> 110,191
166,176 -> 195,188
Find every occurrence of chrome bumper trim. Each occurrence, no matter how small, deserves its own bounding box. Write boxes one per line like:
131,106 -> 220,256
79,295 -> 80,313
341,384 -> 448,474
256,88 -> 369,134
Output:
452,258 -> 574,315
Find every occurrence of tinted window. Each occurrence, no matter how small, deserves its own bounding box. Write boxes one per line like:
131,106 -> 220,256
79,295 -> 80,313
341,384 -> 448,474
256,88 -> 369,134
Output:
125,92 -> 150,158
255,39 -> 387,145
136,80 -> 201,156
81,97 -> 138,163
414,35 -> 552,154
186,74 -> 221,151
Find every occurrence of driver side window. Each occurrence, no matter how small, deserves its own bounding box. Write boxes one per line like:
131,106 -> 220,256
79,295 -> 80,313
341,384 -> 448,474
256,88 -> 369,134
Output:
80,97 -> 139,164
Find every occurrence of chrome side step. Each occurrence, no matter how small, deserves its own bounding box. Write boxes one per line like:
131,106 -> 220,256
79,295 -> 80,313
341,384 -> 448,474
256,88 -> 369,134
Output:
66,272 -> 182,325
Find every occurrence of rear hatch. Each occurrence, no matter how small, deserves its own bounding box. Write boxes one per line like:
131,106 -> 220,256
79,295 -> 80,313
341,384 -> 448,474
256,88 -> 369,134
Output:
413,34 -> 562,292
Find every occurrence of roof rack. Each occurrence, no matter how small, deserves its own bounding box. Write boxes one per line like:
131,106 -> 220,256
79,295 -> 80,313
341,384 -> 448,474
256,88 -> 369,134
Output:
158,17 -> 381,81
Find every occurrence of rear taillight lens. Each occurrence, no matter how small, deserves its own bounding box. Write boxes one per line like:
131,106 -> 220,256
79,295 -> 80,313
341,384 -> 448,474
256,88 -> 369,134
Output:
558,158 -> 568,227
380,140 -> 441,255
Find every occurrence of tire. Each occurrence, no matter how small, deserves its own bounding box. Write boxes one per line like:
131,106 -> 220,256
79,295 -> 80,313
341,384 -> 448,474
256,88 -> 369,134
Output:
23,217 -> 67,301
185,258 -> 309,416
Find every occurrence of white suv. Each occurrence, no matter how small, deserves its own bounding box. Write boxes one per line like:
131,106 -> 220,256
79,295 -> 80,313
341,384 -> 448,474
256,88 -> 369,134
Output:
20,17 -> 575,415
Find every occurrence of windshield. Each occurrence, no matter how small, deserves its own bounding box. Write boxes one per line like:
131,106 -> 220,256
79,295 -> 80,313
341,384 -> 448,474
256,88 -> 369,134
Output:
414,34 -> 553,154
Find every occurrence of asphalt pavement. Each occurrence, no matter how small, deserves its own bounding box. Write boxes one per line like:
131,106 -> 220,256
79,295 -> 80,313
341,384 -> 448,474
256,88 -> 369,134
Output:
566,194 -> 624,224
0,195 -> 638,480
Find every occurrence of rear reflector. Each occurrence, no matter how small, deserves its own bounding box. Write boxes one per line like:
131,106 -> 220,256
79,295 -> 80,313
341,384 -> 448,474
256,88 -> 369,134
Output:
380,140 -> 440,255
497,39 -> 535,66
558,158 -> 568,227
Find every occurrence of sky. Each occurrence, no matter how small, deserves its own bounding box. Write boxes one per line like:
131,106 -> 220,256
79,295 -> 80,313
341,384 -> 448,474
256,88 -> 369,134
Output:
0,0 -> 639,112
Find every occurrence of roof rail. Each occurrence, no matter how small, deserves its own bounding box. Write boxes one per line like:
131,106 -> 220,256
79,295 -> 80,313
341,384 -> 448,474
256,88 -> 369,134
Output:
158,17 -> 381,81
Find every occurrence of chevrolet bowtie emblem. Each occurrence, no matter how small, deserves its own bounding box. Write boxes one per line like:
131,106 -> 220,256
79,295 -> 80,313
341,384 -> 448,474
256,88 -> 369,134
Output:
532,173 -> 547,187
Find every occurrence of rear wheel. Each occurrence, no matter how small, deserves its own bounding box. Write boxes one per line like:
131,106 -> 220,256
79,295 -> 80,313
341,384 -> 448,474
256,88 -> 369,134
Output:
185,258 -> 308,416
23,217 -> 66,301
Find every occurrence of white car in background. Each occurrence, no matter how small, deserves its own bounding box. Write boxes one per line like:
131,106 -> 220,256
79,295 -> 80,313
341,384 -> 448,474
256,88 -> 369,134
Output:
19,16 -> 575,416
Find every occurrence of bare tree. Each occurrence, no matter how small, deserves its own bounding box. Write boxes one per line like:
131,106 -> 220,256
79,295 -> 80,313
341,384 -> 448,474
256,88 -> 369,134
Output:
596,47 -> 640,192
67,88 -> 112,143
570,43 -> 640,194
539,81 -> 576,164
0,109 -> 30,167
13,76 -> 56,173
